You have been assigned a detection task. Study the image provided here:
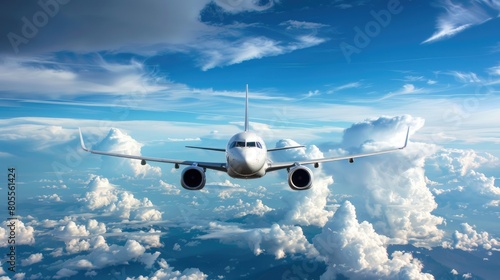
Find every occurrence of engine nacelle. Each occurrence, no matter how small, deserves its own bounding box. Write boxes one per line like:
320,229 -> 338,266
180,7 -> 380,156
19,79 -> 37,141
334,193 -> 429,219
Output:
288,165 -> 313,190
181,166 -> 206,190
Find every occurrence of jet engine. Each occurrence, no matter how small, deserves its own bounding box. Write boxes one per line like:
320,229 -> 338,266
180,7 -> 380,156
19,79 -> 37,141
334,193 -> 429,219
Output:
181,166 -> 206,190
288,165 -> 313,190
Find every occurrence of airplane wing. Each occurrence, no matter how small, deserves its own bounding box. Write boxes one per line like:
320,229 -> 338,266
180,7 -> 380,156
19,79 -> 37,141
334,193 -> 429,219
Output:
267,145 -> 305,152
79,128 -> 227,172
185,146 -> 226,152
266,127 -> 410,172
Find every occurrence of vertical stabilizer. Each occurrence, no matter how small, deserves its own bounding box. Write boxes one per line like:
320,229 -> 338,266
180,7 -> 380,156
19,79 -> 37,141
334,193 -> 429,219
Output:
245,84 -> 249,131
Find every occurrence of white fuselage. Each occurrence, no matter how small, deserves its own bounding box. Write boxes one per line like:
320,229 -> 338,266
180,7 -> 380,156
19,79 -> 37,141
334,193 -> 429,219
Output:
226,131 -> 268,178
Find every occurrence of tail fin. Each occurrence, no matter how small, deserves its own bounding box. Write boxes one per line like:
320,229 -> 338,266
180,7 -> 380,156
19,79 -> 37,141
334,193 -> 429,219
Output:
245,84 -> 249,132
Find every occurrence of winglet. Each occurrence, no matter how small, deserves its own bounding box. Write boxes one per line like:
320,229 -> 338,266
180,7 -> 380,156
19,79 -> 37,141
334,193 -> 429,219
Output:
244,84 -> 249,132
78,128 -> 89,152
400,126 -> 410,149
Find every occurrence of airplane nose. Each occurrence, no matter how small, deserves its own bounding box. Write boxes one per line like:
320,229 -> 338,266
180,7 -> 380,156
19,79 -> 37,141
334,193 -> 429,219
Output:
229,148 -> 263,175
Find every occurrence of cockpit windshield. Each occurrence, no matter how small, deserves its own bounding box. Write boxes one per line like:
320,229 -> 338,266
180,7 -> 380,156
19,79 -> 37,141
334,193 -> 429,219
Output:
230,141 -> 263,149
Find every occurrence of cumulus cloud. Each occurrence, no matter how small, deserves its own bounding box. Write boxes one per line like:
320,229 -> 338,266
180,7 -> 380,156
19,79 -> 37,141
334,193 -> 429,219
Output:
0,220 -> 35,247
423,0 -> 500,43
429,148 -> 500,210
330,115 -> 444,246
79,175 -> 162,221
214,199 -> 274,218
52,218 -> 108,254
93,128 -> 161,178
313,201 -> 434,279
65,238 -> 91,254
273,139 -> 334,227
21,253 -> 43,266
37,193 -> 62,202
54,268 -> 78,279
129,258 -> 207,279
54,220 -> 90,239
199,222 -> 318,259
443,223 -> 500,251
158,180 -> 181,195
57,239 -> 160,271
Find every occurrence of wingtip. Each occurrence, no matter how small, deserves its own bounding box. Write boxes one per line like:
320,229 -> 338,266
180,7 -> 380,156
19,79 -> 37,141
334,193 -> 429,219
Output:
78,128 -> 89,152
401,126 -> 410,149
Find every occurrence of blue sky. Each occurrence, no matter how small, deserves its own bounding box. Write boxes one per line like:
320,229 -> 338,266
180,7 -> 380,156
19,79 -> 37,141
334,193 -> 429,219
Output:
1,1 -> 500,279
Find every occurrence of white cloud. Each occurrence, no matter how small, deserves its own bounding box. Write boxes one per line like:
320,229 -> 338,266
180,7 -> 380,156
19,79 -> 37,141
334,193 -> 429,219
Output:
199,222 -> 318,259
327,81 -> 362,94
382,83 -> 424,99
173,243 -> 181,251
331,116 -> 444,246
79,175 -> 162,221
37,193 -> 62,202
429,148 -> 500,210
92,128 -> 161,177
129,258 -> 207,280
58,239 -> 160,271
489,65 -> 500,76
443,223 -> 500,251
423,0 -> 500,43
87,219 -> 107,235
21,253 -> 43,266
449,71 -> 482,83
0,58 -> 167,98
65,238 -> 91,254
55,220 -> 90,239
214,199 -> 274,218
158,180 -> 181,195
273,139 -> 334,227
313,201 -> 434,279
0,122 -> 75,150
134,208 -> 163,221
0,220 -> 35,247
53,268 -> 78,279
280,20 -> 329,30
197,34 -> 326,70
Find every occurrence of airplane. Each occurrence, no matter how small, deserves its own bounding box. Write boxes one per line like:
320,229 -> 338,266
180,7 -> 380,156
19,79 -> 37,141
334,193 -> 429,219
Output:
79,85 -> 409,191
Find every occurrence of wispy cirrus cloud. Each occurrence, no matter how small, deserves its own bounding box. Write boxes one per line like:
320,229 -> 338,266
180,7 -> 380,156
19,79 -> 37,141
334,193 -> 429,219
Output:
0,57 -> 165,98
423,0 -> 500,44
327,81 -> 362,94
280,20 -> 329,30
197,34 -> 326,70
380,83 -> 424,100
